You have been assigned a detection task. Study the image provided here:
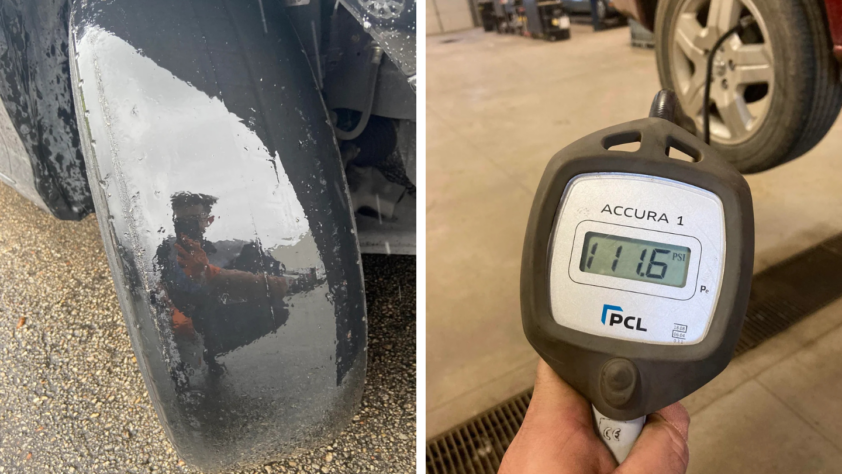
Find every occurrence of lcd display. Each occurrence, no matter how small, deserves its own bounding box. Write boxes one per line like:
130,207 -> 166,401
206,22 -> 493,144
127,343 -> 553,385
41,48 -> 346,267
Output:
579,232 -> 691,288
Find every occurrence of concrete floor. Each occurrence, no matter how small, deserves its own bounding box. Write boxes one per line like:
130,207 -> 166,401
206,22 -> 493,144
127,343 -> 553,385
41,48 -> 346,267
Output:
427,24 -> 842,472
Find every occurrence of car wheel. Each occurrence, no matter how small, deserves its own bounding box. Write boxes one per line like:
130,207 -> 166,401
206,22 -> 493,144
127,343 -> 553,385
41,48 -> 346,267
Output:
655,0 -> 842,173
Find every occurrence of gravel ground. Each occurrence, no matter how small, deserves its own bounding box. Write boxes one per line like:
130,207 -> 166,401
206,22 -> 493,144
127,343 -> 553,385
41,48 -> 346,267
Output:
0,183 -> 416,473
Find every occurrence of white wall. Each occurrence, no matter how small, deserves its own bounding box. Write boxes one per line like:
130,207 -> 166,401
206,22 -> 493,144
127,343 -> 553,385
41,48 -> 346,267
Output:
427,0 -> 475,35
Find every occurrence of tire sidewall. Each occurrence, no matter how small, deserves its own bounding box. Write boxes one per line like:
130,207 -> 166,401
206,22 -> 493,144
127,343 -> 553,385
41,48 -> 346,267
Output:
655,0 -> 814,172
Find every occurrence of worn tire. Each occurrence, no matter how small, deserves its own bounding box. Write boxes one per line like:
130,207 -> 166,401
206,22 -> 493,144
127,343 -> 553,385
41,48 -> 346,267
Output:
655,0 -> 842,173
69,1 -> 366,471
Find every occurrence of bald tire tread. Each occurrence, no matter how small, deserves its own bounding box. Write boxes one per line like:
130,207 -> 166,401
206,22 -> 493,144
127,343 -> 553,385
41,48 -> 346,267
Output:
655,0 -> 842,173
70,0 -> 366,471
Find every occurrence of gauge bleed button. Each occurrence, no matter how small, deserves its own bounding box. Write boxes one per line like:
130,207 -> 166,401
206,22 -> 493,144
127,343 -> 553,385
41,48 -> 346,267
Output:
599,358 -> 639,408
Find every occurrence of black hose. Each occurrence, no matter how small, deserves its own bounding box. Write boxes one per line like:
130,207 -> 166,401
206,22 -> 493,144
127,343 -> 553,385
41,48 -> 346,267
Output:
335,46 -> 384,141
703,16 -> 756,144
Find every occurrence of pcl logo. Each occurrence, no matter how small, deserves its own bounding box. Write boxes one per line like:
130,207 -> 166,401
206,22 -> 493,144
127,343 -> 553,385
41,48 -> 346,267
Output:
601,304 -> 648,332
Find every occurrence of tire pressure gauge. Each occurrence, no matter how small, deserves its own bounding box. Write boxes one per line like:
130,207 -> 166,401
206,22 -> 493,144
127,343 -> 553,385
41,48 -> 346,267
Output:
521,93 -> 754,461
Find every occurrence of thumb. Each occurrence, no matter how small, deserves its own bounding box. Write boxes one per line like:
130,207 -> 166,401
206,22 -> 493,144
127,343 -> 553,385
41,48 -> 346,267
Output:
615,402 -> 690,474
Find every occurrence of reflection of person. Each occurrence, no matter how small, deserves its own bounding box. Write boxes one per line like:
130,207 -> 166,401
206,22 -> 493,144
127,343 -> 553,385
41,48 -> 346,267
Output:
499,359 -> 690,474
171,195 -> 290,301
155,192 -> 316,378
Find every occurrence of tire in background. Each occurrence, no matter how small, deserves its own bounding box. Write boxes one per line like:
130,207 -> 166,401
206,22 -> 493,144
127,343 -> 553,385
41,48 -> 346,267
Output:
655,0 -> 842,173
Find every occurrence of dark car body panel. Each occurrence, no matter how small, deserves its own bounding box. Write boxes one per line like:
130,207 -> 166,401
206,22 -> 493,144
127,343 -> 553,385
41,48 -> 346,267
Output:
0,0 -> 93,219
69,0 -> 366,470
323,5 -> 416,121
340,0 -> 416,78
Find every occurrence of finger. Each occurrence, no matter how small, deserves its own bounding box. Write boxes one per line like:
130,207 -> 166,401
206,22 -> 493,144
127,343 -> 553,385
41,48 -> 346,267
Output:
655,402 -> 690,441
499,359 -> 614,474
529,359 -> 594,429
615,402 -> 689,474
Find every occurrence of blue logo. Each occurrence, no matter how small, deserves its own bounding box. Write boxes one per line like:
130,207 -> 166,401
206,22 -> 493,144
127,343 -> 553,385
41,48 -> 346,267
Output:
601,304 -> 623,324
601,304 -> 647,332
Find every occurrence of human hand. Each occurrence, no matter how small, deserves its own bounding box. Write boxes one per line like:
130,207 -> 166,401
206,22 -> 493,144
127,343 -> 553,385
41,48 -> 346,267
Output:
175,235 -> 211,282
498,359 -> 690,474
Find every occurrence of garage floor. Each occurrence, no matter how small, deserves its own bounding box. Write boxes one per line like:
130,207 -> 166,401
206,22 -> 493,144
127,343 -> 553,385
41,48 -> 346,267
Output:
427,24 -> 842,472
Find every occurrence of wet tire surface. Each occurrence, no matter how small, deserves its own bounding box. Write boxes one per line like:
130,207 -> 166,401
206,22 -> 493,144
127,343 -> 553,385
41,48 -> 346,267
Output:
0,183 -> 416,473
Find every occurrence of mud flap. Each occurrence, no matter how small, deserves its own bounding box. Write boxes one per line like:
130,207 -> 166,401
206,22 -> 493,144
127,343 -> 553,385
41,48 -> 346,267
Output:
69,1 -> 366,471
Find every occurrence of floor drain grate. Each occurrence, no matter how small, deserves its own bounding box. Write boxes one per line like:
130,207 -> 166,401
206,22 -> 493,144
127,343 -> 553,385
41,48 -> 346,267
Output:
426,391 -> 532,474
426,233 -> 842,474
735,233 -> 842,355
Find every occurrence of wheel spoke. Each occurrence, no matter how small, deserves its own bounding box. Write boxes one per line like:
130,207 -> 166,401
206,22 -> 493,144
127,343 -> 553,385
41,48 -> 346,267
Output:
733,63 -> 772,85
677,72 -> 707,116
675,14 -> 705,61
707,0 -> 742,36
673,0 -> 772,143
734,44 -> 771,66
717,96 -> 751,139
684,87 -> 706,119
732,44 -> 773,85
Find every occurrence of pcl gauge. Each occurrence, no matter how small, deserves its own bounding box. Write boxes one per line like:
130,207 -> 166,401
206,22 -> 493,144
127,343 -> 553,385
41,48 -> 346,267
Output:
521,93 -> 754,461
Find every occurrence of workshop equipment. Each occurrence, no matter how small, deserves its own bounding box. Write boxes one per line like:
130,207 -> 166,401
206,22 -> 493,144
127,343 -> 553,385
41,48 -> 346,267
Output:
523,0 -> 571,41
